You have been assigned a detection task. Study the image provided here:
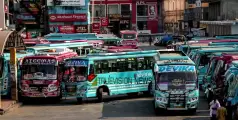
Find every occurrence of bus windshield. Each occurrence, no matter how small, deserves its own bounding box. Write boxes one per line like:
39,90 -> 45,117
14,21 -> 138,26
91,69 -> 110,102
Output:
22,65 -> 57,80
157,72 -> 197,90
63,66 -> 87,82
122,34 -> 136,39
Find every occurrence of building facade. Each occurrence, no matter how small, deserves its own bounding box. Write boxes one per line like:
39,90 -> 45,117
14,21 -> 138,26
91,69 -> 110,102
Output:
163,0 -> 185,32
16,0 -> 45,38
47,0 -> 90,34
132,0 -> 158,33
89,0 -> 132,35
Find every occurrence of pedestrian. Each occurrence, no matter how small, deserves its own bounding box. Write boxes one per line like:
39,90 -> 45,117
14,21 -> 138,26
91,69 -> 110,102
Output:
205,84 -> 214,108
149,36 -> 152,46
209,96 -> 221,120
226,100 -> 233,120
217,102 -> 227,120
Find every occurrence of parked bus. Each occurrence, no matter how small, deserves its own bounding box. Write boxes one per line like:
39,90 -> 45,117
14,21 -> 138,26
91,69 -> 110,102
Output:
190,47 -> 238,85
19,48 -> 77,101
153,51 -> 198,114
119,30 -> 138,48
44,33 -> 120,46
62,50 -> 162,103
1,52 -> 34,97
27,42 -> 94,56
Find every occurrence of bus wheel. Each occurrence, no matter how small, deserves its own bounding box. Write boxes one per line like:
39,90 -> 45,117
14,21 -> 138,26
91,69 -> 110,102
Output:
97,87 -> 108,102
189,108 -> 197,115
77,98 -> 83,104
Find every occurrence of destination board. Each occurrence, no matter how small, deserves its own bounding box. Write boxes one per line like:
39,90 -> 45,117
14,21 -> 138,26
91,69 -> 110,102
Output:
158,65 -> 196,72
23,58 -> 57,65
65,60 -> 88,67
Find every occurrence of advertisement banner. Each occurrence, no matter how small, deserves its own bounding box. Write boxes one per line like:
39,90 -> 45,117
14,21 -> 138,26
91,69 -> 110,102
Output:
148,4 -> 157,17
49,14 -> 87,22
58,26 -> 75,33
100,17 -> 108,26
92,23 -> 100,30
47,0 -> 85,6
75,25 -> 88,33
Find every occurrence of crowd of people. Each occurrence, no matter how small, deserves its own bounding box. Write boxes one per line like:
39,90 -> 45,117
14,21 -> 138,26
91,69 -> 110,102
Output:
205,85 -> 238,120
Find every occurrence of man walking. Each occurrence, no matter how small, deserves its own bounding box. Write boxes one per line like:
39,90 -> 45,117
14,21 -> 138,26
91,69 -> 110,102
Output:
149,36 -> 152,46
217,103 -> 227,120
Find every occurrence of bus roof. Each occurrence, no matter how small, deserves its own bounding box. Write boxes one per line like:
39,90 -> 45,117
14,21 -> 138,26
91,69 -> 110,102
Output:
67,52 -> 157,61
4,52 -> 34,60
35,42 -> 90,47
120,30 -> 137,34
158,51 -> 186,57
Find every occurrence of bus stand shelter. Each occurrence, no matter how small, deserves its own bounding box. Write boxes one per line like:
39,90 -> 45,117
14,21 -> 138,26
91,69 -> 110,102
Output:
0,30 -> 25,115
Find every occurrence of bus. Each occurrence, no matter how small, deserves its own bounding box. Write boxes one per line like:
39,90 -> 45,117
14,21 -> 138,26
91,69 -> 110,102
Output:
19,48 -> 77,101
61,50 -> 160,103
119,30 -> 138,48
1,52 -> 34,97
153,51 -> 198,114
27,42 -> 94,56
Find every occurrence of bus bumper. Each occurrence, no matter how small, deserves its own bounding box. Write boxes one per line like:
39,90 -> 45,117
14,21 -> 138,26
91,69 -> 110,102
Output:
155,101 -> 198,110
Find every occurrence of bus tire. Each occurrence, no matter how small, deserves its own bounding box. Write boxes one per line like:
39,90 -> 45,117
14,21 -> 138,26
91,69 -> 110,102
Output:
97,87 -> 109,102
77,98 -> 83,104
189,108 -> 197,115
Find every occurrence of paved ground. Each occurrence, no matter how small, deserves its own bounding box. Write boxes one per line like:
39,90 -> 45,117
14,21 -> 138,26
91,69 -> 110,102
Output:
1,92 -> 209,120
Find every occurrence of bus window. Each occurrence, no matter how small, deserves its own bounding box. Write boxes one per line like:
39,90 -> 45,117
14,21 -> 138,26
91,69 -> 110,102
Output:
108,59 -> 117,72
137,57 -> 145,70
127,58 -> 137,71
89,64 -> 94,74
145,57 -> 154,69
102,61 -> 108,73
95,61 -> 103,74
117,58 -> 126,72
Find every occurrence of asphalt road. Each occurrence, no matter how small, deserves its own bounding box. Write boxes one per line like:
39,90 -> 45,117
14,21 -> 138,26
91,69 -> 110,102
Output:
1,45 -> 210,120
1,93 -> 209,120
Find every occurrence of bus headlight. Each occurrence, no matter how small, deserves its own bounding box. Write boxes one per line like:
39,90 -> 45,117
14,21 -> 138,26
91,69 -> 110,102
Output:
156,97 -> 168,103
188,97 -> 198,103
48,84 -> 58,92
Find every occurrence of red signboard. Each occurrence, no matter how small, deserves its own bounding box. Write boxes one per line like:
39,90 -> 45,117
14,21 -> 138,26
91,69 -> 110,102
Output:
58,26 -> 75,33
75,25 -> 88,33
92,23 -> 100,30
100,18 -> 108,26
49,14 -> 87,22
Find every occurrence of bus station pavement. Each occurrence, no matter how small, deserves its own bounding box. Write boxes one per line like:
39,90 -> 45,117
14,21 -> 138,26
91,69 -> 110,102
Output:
1,92 -> 209,120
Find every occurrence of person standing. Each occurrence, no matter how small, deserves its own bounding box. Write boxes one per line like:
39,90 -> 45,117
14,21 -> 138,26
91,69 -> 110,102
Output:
149,36 -> 152,46
210,97 -> 221,120
217,103 -> 227,120
205,85 -> 214,108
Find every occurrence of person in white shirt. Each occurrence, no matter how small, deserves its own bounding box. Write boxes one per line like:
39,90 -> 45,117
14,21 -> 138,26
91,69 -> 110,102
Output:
209,97 -> 221,120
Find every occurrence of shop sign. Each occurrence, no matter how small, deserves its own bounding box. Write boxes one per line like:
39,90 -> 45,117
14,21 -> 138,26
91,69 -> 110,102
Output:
109,14 -> 121,19
17,14 -> 35,20
92,23 -> 100,30
47,0 -> 85,6
59,26 -> 75,33
136,1 -> 145,5
148,4 -> 157,17
75,25 -> 88,33
49,14 -> 87,22
120,20 -> 130,24
100,18 -> 108,26
92,29 -> 100,34
23,59 -> 56,65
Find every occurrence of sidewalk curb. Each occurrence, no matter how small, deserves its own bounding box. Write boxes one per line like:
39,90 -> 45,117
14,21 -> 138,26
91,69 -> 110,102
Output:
0,101 -> 22,115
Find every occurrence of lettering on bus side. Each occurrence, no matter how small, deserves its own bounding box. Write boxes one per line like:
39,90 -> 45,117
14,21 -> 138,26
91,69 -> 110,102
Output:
97,72 -> 154,85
